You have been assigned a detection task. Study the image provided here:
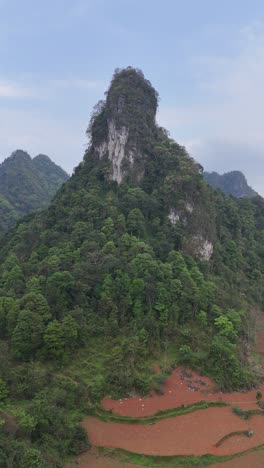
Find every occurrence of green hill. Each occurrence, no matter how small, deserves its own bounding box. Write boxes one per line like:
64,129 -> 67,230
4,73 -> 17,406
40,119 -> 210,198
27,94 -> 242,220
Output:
0,150 -> 69,234
0,67 -> 263,466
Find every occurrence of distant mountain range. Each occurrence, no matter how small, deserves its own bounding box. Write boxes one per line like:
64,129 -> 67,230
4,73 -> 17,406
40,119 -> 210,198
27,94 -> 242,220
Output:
0,149 -> 68,234
204,170 -> 258,198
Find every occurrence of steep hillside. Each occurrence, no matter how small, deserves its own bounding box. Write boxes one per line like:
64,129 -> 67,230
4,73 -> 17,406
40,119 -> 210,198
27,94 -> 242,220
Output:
0,150 -> 69,234
0,67 -> 264,466
204,170 -> 258,198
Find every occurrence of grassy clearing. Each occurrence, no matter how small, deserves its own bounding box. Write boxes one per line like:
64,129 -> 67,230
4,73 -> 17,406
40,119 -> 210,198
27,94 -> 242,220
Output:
88,400 -> 228,424
97,444 -> 264,466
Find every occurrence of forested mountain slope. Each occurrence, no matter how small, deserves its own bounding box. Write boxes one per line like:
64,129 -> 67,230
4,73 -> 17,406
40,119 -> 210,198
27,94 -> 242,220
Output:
204,170 -> 258,198
0,67 -> 264,466
0,150 -> 68,234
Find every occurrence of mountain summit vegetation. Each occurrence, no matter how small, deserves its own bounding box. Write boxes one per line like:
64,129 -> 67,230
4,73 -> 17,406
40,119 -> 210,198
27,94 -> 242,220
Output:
0,150 -> 69,235
0,67 -> 264,466
204,170 -> 258,198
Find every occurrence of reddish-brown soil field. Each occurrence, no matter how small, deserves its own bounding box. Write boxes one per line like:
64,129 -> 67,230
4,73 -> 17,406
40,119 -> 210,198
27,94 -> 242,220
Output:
84,409 -> 264,456
102,366 -> 264,417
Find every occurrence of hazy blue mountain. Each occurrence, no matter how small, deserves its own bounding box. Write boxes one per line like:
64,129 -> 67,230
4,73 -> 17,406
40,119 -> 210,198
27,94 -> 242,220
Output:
204,170 -> 258,198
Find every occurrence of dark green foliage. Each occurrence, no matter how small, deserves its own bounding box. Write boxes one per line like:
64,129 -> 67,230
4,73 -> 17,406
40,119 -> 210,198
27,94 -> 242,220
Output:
258,400 -> 264,409
232,405 -> 264,419
0,195 -> 19,237
43,320 -> 64,360
11,310 -> 44,360
0,353 -> 91,466
0,379 -> 8,403
69,425 -> 90,455
20,449 -> 44,468
0,150 -> 68,234
232,406 -> 249,419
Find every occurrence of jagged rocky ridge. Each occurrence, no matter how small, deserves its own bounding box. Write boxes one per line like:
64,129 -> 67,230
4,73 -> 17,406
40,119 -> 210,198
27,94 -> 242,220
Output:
204,170 -> 258,198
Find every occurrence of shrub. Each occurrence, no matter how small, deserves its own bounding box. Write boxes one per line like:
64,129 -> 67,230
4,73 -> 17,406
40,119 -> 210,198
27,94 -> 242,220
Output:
69,425 -> 91,455
21,448 -> 44,468
0,379 -> 9,403
232,406 -> 249,420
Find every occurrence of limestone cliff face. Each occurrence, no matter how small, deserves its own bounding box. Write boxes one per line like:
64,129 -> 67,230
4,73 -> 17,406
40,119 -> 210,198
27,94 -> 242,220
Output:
89,67 -> 158,184
95,120 -> 135,184
168,202 -> 193,226
168,203 -> 214,261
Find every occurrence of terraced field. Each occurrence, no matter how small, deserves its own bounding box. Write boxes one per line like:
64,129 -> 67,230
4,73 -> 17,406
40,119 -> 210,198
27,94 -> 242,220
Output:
70,316 -> 264,467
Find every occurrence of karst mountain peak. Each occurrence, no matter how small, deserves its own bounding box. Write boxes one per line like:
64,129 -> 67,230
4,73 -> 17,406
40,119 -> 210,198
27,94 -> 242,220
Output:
87,67 -> 160,184
0,66 -> 263,468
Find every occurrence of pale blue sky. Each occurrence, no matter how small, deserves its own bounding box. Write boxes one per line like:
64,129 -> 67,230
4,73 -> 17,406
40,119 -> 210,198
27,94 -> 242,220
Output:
1,0 -> 264,193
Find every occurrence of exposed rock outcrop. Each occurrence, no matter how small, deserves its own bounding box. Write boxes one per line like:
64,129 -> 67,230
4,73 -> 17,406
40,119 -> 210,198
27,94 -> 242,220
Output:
168,209 -> 180,225
192,236 -> 214,261
96,120 -> 134,184
89,67 -> 158,184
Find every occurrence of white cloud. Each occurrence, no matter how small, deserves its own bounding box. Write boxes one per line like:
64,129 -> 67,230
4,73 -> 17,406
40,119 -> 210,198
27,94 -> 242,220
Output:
0,81 -> 34,98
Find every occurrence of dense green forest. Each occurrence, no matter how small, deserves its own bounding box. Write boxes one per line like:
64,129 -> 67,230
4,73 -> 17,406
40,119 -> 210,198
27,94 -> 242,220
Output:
0,67 -> 264,466
0,150 -> 69,236
204,170 -> 257,198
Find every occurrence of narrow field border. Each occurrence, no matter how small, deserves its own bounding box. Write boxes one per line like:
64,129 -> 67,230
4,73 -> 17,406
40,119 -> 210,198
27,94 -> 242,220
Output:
215,430 -> 251,448
88,400 -> 228,424
232,405 -> 264,420
97,444 -> 264,466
